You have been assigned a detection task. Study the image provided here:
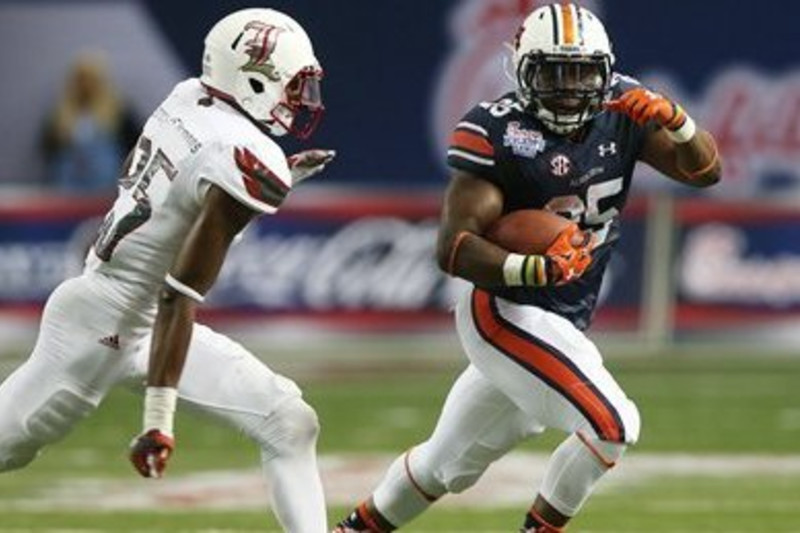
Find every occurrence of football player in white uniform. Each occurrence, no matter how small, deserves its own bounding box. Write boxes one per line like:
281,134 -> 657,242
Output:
335,3 -> 720,532
0,8 -> 334,532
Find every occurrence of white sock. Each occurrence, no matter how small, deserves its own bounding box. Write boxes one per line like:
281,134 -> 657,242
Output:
257,399 -> 327,533
539,433 -> 624,516
372,450 -> 441,527
264,450 -> 326,532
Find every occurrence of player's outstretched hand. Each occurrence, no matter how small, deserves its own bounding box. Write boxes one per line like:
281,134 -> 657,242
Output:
129,429 -> 175,479
287,149 -> 336,185
604,87 -> 686,129
545,225 -> 594,285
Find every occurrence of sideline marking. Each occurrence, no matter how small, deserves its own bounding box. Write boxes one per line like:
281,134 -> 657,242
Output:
4,453 -> 800,511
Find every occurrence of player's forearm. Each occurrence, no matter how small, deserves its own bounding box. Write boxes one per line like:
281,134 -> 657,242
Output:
147,288 -> 196,388
608,88 -> 722,187
674,129 -> 721,187
441,231 -> 555,288
441,231 -> 508,286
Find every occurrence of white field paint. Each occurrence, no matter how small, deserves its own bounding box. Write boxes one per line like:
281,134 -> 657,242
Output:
4,453 -> 800,511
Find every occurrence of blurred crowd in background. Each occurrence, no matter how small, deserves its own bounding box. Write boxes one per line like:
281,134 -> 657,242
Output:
39,51 -> 139,193
0,0 -> 793,197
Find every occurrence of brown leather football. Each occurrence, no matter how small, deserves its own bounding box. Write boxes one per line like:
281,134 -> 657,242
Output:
485,209 -> 576,254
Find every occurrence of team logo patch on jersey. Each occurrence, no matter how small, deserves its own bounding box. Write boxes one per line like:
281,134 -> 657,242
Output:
550,154 -> 572,177
503,121 -> 546,159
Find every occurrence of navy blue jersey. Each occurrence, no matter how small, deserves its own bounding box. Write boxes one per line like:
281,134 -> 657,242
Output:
447,74 -> 648,331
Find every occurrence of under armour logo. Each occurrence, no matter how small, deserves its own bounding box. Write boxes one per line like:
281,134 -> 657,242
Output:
598,142 -> 617,157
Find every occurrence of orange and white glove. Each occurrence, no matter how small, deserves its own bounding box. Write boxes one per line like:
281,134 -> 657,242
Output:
545,225 -> 594,285
287,149 -> 336,185
129,387 -> 177,479
605,87 -> 696,143
502,225 -> 594,287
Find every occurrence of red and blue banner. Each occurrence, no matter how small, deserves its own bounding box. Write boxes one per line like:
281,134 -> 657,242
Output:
673,201 -> 800,330
3,194 -> 799,333
0,193 -> 647,332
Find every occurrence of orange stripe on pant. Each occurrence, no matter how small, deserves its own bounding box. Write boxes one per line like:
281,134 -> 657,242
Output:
471,289 -> 623,442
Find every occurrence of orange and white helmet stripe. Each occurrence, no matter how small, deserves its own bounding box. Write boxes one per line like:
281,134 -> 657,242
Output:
550,2 -> 586,47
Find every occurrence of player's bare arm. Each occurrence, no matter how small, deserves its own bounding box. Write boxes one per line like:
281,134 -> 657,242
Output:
129,184 -> 257,479
437,171 -> 592,288
436,170 -> 506,286
639,127 -> 720,187
606,87 -> 721,187
147,184 -> 257,388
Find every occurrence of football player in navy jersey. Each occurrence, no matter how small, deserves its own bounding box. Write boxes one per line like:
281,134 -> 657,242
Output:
335,3 -> 720,532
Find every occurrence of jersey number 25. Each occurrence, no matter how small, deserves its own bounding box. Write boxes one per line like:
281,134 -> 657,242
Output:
94,136 -> 177,261
545,177 -> 623,246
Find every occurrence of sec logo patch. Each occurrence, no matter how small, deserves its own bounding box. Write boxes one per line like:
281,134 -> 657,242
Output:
550,154 -> 572,177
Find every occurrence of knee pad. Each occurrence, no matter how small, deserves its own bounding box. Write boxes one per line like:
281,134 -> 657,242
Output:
437,465 -> 484,494
0,441 -> 38,472
419,444 -> 498,495
0,389 -> 94,472
26,389 -> 95,444
258,398 -> 319,457
578,431 -> 628,468
540,432 -> 624,516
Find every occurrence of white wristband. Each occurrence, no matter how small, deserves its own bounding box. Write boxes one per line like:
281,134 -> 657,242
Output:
666,114 -> 696,144
164,273 -> 205,303
143,387 -> 178,436
503,253 -> 526,286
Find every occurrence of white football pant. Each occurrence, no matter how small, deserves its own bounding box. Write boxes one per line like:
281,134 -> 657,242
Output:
374,288 -> 640,524
0,273 -> 326,533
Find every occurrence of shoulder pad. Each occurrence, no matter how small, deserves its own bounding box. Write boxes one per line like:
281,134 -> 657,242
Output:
200,136 -> 291,214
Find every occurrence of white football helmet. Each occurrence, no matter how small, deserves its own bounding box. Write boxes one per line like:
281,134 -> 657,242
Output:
511,3 -> 614,134
201,8 -> 324,139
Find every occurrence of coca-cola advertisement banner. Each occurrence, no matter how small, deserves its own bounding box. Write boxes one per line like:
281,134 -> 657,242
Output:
206,194 -> 458,330
0,197 -> 106,303
674,201 -> 800,330
210,195 -> 648,331
6,195 -> 798,333
0,194 -> 647,332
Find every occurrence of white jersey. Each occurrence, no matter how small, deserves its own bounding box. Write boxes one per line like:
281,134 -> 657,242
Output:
84,78 -> 292,314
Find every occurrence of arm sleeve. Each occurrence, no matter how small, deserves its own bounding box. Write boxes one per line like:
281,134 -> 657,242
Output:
196,140 -> 292,215
446,105 -> 499,182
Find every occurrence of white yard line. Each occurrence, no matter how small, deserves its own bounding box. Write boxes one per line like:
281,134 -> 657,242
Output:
4,453 -> 800,511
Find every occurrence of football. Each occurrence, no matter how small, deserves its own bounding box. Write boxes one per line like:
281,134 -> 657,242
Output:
484,209 -> 575,254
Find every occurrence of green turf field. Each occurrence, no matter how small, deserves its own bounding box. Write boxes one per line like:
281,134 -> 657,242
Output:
0,350 -> 799,531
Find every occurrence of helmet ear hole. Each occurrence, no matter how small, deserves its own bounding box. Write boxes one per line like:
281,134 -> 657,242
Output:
200,8 -> 323,137
248,78 -> 265,94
